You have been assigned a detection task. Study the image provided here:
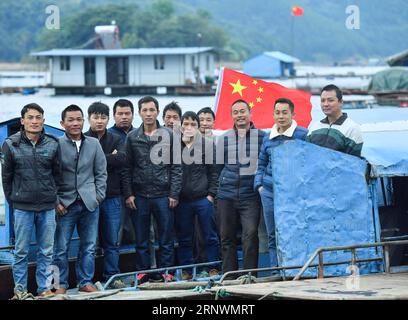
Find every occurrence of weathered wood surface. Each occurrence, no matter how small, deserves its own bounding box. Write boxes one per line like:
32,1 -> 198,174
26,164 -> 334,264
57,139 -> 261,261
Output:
209,273 -> 408,300
49,288 -> 211,300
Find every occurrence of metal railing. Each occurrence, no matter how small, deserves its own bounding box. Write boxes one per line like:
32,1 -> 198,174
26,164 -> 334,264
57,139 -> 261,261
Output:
293,239 -> 408,280
103,260 -> 222,290
217,240 -> 408,283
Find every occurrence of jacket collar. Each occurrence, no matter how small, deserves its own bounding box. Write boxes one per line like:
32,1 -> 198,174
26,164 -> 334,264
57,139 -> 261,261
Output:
63,132 -> 85,142
321,113 -> 348,125
112,124 -> 133,135
233,122 -> 256,136
269,120 -> 298,139
137,120 -> 162,134
13,129 -> 45,146
85,128 -> 107,140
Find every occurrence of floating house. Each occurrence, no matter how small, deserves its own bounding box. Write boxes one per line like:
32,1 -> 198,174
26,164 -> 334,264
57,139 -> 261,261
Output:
243,51 -> 300,78
31,47 -> 216,95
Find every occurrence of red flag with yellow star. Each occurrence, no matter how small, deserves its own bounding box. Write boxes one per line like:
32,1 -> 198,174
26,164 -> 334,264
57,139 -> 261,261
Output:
292,5 -> 304,16
213,68 -> 312,130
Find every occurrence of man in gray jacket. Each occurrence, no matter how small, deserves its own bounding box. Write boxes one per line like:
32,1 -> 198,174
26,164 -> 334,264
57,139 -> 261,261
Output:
53,104 -> 107,294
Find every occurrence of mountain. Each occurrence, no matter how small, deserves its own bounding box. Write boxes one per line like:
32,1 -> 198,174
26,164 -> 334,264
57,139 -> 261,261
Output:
0,0 -> 407,63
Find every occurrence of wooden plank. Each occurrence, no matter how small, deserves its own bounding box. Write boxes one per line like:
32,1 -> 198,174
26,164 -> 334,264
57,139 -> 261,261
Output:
49,288 -> 211,300
209,273 -> 408,300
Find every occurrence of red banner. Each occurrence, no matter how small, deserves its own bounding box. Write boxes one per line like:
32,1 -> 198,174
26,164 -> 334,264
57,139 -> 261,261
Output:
214,68 -> 312,130
292,6 -> 304,16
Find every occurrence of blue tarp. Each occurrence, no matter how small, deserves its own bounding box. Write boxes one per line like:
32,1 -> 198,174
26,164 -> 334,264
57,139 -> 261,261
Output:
272,140 -> 382,277
362,131 -> 408,177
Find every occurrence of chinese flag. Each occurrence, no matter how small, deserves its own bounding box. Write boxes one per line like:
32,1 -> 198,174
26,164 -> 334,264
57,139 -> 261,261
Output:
213,68 -> 312,130
292,5 -> 304,16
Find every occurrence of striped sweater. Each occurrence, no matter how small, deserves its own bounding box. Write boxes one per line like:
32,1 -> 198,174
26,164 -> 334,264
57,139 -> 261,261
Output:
306,113 -> 363,157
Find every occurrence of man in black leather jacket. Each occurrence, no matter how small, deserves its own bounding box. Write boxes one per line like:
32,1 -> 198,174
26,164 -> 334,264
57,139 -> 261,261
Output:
123,96 -> 182,282
1,103 -> 59,298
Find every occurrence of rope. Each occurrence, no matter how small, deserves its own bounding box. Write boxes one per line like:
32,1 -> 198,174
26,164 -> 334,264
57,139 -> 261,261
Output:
214,288 -> 231,300
10,285 -> 37,300
237,275 -> 256,284
190,286 -> 206,293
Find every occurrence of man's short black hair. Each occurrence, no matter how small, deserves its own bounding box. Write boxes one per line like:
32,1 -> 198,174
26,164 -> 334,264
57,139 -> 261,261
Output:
138,96 -> 159,112
231,99 -> 250,111
61,104 -> 84,121
181,111 -> 200,127
321,84 -> 343,101
274,98 -> 295,113
88,102 -> 110,117
197,107 -> 215,120
21,103 -> 44,118
163,101 -> 182,119
113,99 -> 134,115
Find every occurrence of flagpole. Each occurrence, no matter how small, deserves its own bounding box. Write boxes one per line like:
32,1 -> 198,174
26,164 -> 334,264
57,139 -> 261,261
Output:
291,14 -> 294,56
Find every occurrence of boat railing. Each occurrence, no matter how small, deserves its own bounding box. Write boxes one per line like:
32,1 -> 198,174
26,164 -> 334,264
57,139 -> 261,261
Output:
103,260 -> 223,290
218,239 -> 408,283
293,239 -> 408,280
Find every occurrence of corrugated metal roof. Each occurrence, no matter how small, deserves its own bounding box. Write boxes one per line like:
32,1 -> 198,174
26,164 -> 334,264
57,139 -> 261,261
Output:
31,47 -> 214,57
264,51 -> 300,63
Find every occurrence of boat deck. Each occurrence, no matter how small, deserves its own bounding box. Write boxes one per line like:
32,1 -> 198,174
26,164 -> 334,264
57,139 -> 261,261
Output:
208,272 -> 408,300
49,287 -> 211,300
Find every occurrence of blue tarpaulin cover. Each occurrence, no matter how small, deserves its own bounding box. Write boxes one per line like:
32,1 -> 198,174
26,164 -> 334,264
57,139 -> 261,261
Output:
272,140 -> 382,276
362,131 -> 408,177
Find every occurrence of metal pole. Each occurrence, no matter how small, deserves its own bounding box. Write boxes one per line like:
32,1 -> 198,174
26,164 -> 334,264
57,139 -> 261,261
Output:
318,252 -> 324,279
384,245 -> 391,273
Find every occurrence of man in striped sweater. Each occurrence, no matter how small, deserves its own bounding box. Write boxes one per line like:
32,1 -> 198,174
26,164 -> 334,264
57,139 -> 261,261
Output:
306,84 -> 363,157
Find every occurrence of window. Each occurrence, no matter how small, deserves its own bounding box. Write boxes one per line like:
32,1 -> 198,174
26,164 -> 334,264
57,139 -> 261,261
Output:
206,55 -> 210,71
154,55 -> 165,70
106,57 -> 129,85
60,56 -> 70,71
191,55 -> 195,70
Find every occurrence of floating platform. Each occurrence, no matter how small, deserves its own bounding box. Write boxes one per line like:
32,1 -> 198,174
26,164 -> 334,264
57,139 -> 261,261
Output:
208,272 -> 408,300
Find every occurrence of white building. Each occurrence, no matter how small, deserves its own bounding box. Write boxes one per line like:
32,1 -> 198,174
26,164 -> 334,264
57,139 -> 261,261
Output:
31,47 -> 216,91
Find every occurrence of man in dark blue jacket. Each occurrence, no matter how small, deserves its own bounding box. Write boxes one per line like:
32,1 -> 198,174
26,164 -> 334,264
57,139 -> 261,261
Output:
1,103 -> 59,298
254,98 -> 308,270
85,102 -> 126,288
216,99 -> 265,275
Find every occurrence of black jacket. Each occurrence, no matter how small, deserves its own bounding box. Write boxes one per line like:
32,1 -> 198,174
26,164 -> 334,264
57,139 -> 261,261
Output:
84,129 -> 125,198
123,122 -> 182,200
179,136 -> 219,201
217,123 -> 266,201
1,130 -> 59,211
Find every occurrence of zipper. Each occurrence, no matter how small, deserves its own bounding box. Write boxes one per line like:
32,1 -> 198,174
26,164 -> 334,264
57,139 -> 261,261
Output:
74,139 -> 83,196
32,142 -> 40,208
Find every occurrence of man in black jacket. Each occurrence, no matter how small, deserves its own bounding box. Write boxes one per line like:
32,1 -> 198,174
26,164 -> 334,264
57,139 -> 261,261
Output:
175,111 -> 220,279
1,103 -> 59,298
217,99 -> 265,275
85,102 -> 126,288
123,96 -> 182,282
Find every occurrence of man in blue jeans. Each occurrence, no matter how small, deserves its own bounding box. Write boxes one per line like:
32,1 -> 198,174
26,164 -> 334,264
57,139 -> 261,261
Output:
53,104 -> 107,294
216,99 -> 265,277
175,111 -> 220,279
123,96 -> 182,283
85,102 -> 126,288
1,103 -> 59,298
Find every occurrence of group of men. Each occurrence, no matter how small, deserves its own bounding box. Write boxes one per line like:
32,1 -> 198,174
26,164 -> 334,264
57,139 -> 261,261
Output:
1,84 -> 363,298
